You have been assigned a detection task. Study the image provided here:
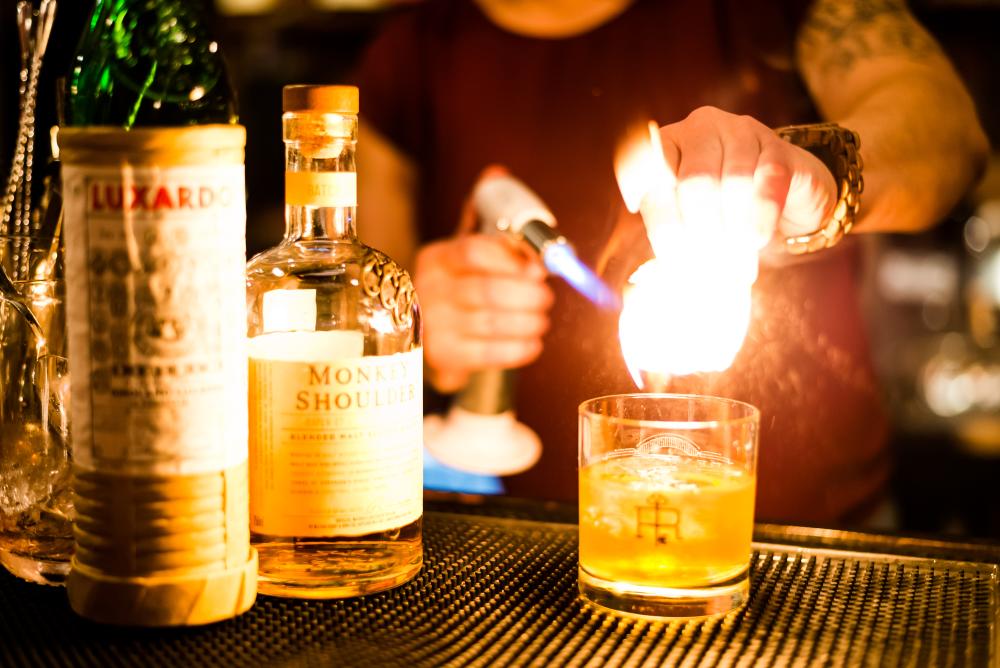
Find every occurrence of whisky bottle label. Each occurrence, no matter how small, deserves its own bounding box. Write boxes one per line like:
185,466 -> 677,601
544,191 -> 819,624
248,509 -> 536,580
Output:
248,339 -> 423,537
285,172 -> 357,207
62,164 -> 249,475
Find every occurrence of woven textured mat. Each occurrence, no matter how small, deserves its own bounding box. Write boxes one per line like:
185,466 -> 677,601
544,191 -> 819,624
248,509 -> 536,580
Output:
0,511 -> 996,667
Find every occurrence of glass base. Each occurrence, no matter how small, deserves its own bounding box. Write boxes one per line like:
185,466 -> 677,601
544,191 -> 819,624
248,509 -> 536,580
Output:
0,549 -> 70,586
578,566 -> 749,621
258,559 -> 422,599
256,541 -> 423,600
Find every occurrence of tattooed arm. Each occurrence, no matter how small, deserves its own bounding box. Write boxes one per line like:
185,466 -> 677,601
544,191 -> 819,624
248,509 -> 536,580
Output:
797,0 -> 989,233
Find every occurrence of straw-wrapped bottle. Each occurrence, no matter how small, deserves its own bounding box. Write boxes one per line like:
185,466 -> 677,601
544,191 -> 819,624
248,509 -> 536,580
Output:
59,0 -> 256,626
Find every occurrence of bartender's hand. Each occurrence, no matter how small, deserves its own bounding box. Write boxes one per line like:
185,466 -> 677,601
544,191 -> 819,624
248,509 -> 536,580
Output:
624,106 -> 839,255
414,233 -> 553,394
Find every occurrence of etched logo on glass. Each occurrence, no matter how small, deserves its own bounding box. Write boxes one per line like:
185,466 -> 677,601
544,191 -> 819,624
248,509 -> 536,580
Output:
636,493 -> 681,545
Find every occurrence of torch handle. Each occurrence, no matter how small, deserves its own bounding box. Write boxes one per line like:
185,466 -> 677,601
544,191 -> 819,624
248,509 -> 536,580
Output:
421,174 -> 544,477
455,368 -> 515,415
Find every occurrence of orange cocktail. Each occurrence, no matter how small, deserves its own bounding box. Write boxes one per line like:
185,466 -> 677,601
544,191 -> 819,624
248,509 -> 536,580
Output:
579,453 -> 755,589
578,394 -> 759,619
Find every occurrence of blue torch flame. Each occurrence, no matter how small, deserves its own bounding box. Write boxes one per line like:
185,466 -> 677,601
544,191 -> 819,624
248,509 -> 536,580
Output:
542,242 -> 621,311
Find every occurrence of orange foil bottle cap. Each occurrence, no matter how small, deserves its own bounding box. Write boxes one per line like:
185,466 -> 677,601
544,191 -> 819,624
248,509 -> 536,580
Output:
283,85 -> 359,114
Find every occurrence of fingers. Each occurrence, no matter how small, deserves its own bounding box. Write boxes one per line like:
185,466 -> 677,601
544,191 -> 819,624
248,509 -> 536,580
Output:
416,236 -> 552,314
419,234 -> 547,279
719,118 -> 769,246
746,131 -> 834,244
414,233 -> 554,390
646,107 -> 836,249
424,332 -> 545,394
457,308 -> 551,339
445,274 -> 555,310
660,108 -> 749,241
776,146 -> 837,238
750,136 -> 791,246
420,299 -> 550,389
424,318 -> 546,365
452,338 -> 544,368
415,236 -> 553,312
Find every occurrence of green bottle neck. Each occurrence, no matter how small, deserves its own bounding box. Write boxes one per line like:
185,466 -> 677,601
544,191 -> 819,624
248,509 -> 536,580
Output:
67,0 -> 236,128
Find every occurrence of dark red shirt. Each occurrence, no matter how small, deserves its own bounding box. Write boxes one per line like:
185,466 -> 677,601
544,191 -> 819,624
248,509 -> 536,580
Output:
355,0 -> 890,526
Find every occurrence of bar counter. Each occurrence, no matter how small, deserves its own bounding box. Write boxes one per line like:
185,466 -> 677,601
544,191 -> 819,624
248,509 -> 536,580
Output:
0,494 -> 996,667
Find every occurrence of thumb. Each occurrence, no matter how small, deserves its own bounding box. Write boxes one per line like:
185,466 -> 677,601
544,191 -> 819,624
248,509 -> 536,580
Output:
777,148 -> 838,239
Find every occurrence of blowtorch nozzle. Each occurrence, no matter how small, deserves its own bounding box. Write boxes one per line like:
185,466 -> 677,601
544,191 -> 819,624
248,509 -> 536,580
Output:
520,220 -> 621,310
474,175 -> 621,311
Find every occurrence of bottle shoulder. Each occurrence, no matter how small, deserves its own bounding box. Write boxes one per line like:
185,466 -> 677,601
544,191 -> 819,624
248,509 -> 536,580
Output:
247,240 -> 412,283
246,240 -> 420,347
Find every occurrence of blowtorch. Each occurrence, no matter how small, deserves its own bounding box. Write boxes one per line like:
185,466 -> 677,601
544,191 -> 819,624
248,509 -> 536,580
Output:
423,174 -> 619,479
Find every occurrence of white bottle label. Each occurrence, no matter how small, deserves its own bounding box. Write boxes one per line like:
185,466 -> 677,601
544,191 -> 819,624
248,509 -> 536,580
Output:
62,164 -> 248,475
248,333 -> 423,538
262,289 -> 318,333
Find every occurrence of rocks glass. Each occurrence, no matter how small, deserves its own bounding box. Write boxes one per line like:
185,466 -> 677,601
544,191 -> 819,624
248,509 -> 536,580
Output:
578,393 -> 758,619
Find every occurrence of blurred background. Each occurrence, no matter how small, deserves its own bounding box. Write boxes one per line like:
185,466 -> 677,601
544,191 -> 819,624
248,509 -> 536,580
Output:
3,0 -> 1000,538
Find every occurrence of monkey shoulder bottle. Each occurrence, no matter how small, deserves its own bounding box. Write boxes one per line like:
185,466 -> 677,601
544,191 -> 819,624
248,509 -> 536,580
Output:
245,85 -> 423,598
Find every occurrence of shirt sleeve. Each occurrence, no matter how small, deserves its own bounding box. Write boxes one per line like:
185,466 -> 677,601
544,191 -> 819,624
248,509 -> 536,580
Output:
350,8 -> 428,160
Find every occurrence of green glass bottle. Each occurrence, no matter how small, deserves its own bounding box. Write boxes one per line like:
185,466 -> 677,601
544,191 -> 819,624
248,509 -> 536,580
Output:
66,0 -> 236,127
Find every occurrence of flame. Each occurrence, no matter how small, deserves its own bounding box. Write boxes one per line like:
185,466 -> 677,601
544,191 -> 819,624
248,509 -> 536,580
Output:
614,122 -> 761,390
